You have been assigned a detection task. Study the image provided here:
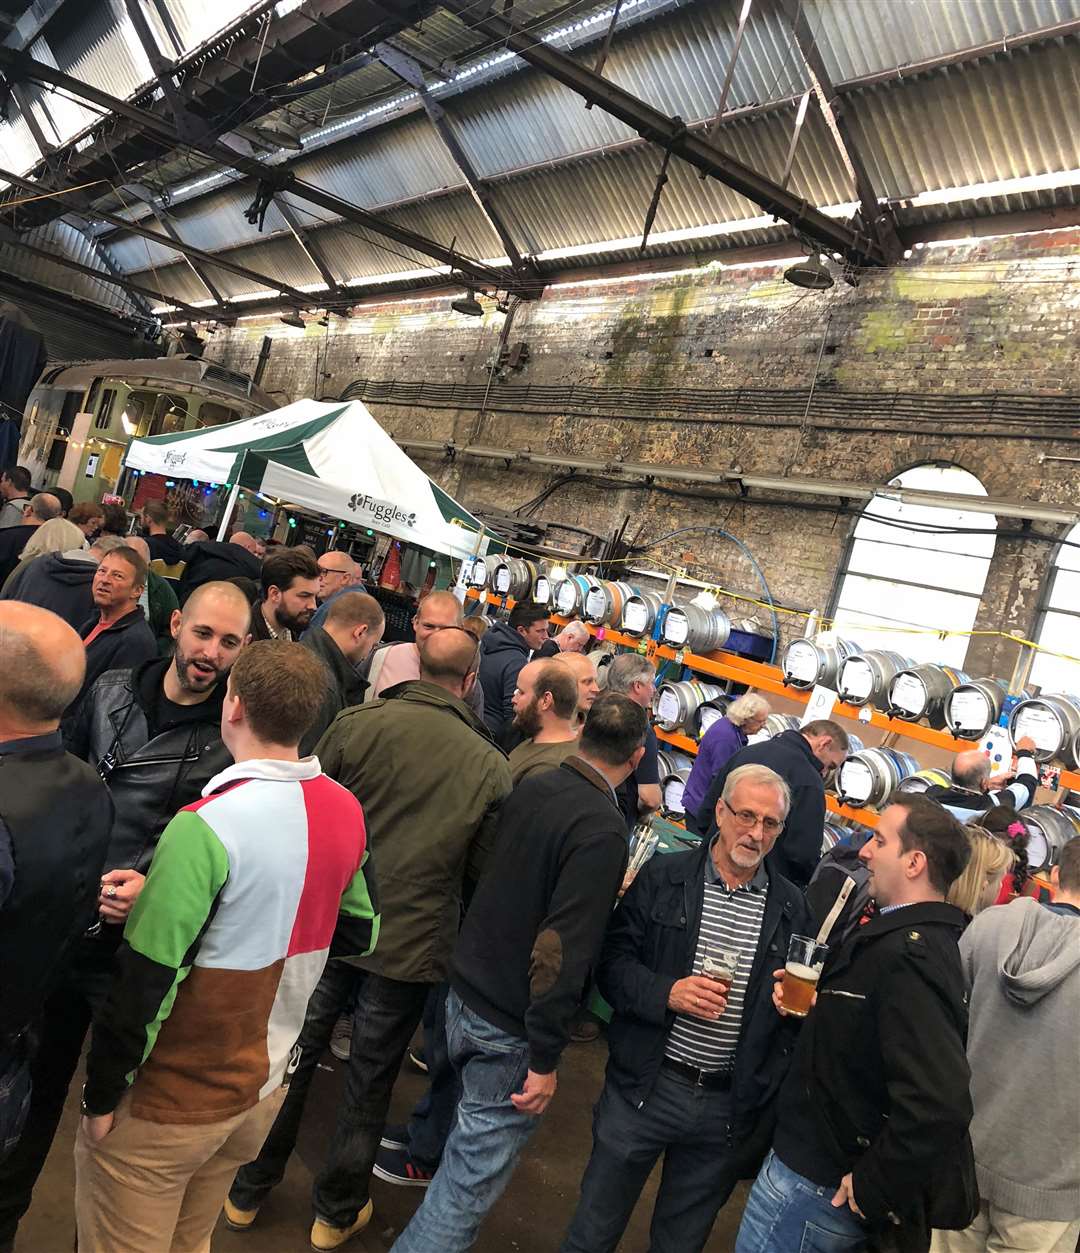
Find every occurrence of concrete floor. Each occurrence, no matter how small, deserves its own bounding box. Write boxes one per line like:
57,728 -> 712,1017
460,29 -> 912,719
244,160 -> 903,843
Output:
20,1036 -> 748,1252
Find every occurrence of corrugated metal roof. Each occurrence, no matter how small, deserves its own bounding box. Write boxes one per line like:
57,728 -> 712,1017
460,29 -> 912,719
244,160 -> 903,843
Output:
808,0 -> 1080,82
0,220 -> 144,316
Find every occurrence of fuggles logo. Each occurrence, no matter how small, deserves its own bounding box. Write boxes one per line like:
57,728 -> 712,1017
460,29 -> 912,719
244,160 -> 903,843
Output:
162,451 -> 188,467
347,493 -> 416,528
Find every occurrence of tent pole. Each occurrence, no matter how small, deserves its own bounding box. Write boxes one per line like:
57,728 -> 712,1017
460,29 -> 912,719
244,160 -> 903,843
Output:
216,482 -> 242,541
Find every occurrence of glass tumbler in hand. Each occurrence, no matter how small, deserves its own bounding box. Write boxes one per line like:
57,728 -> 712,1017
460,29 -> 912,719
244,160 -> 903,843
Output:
702,944 -> 740,992
781,935 -> 828,1017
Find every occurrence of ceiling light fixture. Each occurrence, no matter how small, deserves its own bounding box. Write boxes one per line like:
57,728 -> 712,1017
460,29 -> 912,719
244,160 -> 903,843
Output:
783,253 -> 834,290
279,312 -> 306,328
451,290 -> 484,317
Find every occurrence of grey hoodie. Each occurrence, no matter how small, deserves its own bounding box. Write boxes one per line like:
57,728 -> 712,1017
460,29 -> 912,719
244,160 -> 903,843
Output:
959,897 -> 1080,1221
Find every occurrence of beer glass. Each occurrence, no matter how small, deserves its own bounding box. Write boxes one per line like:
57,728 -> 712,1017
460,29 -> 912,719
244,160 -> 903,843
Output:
702,944 -> 739,990
782,934 -> 828,1017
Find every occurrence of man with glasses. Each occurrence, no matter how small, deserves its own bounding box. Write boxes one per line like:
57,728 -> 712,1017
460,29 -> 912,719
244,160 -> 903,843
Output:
693,719 -> 850,888
366,589 -> 485,721
307,551 -> 366,631
560,764 -> 812,1253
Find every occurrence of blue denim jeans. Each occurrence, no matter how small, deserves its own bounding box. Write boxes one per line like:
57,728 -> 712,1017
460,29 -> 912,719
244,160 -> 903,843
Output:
735,1150 -> 871,1253
407,982 -> 460,1170
390,991 -> 538,1253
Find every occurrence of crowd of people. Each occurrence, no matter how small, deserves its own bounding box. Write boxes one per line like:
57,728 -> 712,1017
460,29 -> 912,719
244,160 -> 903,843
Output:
0,479 -> 1076,1253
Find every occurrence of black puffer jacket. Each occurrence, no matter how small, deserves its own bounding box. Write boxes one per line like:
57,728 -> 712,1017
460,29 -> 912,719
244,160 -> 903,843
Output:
598,842 -> 812,1176
65,657 -> 231,876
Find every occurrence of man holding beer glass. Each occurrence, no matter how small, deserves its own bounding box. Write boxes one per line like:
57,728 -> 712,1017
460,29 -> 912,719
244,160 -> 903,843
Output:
559,764 -> 812,1253
736,795 -> 974,1253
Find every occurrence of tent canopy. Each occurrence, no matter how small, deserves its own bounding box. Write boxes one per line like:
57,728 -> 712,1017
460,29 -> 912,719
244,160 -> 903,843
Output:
124,398 -> 487,559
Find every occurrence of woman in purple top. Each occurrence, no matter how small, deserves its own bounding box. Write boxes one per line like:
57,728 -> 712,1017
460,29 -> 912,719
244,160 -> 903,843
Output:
682,693 -> 770,832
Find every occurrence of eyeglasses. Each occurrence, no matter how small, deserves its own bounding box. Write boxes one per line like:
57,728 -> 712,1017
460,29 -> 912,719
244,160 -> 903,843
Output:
724,799 -> 784,836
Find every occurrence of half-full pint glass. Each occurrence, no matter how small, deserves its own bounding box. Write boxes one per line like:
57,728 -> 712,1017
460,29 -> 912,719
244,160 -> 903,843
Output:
782,934 -> 828,1017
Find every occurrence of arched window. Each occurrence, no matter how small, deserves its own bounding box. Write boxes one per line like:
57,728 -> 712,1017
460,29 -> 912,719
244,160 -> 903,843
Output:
830,465 -> 996,669
1031,523 -> 1080,694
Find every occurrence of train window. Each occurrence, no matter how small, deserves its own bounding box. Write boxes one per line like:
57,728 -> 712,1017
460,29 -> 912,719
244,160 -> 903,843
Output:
152,394 -> 188,436
94,389 -> 118,430
124,391 -> 154,436
58,391 -> 81,436
830,465 -> 996,668
196,400 -> 241,428
46,437 -> 67,473
86,378 -> 102,415
1031,524 -> 1080,694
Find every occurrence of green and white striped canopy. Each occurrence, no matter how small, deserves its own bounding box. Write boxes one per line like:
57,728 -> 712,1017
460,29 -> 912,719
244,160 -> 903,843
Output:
124,398 -> 486,558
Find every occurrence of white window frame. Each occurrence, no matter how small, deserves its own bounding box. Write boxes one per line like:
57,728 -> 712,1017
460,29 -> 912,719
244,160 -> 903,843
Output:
1031,523 -> 1080,695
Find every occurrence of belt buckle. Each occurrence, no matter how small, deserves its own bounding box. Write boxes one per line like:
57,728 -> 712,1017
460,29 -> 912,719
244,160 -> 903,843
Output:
694,1066 -> 707,1087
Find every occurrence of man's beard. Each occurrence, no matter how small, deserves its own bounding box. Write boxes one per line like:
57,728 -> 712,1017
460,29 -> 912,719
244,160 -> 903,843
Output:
278,604 -> 314,635
513,697 -> 542,739
173,646 -> 225,693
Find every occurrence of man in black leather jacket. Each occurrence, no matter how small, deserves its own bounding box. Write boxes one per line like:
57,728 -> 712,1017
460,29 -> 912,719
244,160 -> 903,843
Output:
735,795 -> 974,1253
0,581 -> 251,1249
560,764 -> 812,1253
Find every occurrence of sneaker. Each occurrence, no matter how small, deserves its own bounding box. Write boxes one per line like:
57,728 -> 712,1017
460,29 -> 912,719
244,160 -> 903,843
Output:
329,1014 -> 352,1062
372,1145 -> 434,1188
222,1197 -> 259,1231
406,1047 -> 428,1074
379,1122 -> 410,1151
310,1200 -> 374,1250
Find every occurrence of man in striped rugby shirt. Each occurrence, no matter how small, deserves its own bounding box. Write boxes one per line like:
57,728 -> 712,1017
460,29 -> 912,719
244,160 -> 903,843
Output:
561,763 -> 812,1253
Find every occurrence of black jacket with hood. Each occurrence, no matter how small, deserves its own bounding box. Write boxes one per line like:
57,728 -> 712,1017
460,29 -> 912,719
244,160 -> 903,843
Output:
0,549 -> 96,626
146,532 -> 186,566
65,657 -> 232,882
477,619 -> 530,733
300,625 -> 368,756
177,540 -> 260,603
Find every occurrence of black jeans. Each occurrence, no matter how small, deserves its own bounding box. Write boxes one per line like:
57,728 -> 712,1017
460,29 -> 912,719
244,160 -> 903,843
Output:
0,934 -> 117,1246
230,962 -> 429,1230
406,982 -> 460,1170
560,1070 -> 740,1253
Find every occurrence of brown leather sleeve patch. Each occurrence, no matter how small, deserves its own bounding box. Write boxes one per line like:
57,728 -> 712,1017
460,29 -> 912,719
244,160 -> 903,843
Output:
530,928 -> 563,999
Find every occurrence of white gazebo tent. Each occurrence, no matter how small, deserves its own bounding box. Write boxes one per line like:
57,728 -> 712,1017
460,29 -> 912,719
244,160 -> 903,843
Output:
123,398 -> 487,559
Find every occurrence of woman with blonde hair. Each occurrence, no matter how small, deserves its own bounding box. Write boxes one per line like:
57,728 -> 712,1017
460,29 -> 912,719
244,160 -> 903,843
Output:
0,518 -> 87,592
947,826 -> 1015,920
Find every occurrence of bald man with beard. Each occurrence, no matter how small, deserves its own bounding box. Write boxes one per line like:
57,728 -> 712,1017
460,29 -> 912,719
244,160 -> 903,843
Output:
227,627 -> 512,1249
0,605 -> 113,1174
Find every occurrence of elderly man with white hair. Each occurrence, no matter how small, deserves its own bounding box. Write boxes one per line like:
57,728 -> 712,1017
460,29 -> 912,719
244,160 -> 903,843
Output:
560,762 -> 812,1253
683,693 -> 771,835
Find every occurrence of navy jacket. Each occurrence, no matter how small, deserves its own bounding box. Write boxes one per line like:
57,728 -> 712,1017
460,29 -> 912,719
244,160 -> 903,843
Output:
477,620 -> 530,733
693,730 -> 826,887
598,841 -> 812,1174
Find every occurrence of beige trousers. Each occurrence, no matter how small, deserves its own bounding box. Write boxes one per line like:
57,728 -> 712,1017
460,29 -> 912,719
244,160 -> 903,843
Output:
931,1200 -> 1080,1253
74,1086 -> 286,1253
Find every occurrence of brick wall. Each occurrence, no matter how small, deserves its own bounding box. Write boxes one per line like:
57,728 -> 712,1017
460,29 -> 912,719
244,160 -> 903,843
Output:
205,227 -> 1080,683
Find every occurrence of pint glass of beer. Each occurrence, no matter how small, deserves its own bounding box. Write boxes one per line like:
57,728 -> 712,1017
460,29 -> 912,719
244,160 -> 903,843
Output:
702,945 -> 739,989
782,935 -> 828,1017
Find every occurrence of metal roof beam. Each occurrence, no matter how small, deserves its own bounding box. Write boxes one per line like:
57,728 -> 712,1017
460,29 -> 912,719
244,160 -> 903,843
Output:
273,193 -> 343,294
774,0 -> 902,261
0,46 -> 531,295
437,0 -> 886,266
146,207 -> 228,305
121,0 -> 200,143
373,40 -> 530,273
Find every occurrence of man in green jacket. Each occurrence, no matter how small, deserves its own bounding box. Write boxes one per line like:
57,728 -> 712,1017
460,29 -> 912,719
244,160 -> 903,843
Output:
226,626 -> 512,1251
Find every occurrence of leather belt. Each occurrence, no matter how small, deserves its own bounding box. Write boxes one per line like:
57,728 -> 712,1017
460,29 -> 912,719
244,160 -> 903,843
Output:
661,1058 -> 733,1091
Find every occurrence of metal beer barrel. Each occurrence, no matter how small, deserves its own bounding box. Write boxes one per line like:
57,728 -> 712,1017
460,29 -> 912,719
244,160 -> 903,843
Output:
945,677 -> 1020,741
838,650 -> 911,708
1008,694 -> 1080,766
490,556 -> 534,601
691,695 -> 733,741
897,767 -> 952,795
661,603 -> 732,654
621,591 -> 664,638
747,713 -> 800,745
584,580 -> 636,627
836,747 -> 919,808
887,664 -> 969,729
1022,805 -> 1080,871
653,680 -> 726,734
533,572 -> 551,606
658,749 -> 696,815
782,637 -> 856,691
